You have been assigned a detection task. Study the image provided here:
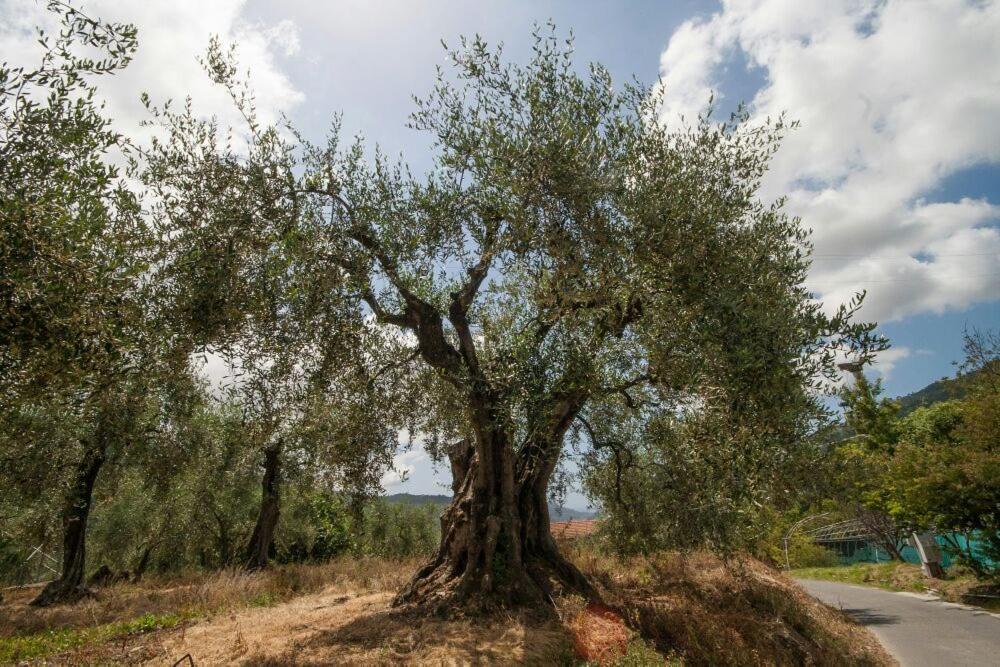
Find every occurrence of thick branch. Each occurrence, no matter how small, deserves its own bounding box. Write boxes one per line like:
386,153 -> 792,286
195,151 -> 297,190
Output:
306,185 -> 468,382
447,219 -> 499,376
303,184 -> 431,322
515,385 -> 589,489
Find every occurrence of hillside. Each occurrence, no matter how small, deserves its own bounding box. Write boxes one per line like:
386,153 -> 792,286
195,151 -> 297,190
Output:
895,375 -> 965,415
384,493 -> 597,521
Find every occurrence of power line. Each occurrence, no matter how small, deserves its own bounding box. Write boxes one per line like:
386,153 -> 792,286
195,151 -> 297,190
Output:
812,252 -> 999,260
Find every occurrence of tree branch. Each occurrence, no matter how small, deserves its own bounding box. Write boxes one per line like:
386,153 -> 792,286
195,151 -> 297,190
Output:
576,414 -> 633,511
359,285 -> 412,328
451,220 -> 498,316
595,373 -> 652,409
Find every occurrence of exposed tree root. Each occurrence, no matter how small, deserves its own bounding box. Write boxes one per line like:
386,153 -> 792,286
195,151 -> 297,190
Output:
393,439 -> 599,616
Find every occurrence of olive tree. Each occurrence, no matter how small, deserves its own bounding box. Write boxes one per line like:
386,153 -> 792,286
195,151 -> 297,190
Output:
141,41 -> 403,569
0,2 -> 188,605
289,31 -> 885,612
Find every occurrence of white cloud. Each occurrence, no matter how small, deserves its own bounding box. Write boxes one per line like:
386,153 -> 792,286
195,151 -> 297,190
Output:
0,0 -> 303,141
658,0 -> 1000,323
869,346 -> 911,380
380,447 -> 428,490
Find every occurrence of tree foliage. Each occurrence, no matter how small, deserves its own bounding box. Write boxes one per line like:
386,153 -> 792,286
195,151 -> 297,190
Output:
1,6 -> 915,613
1,0 -> 145,405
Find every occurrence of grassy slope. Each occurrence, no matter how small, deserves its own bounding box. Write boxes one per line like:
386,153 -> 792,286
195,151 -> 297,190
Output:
574,548 -> 891,666
1,551 -> 892,666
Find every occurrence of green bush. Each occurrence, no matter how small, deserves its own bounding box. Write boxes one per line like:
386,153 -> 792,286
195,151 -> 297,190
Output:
353,500 -> 440,558
278,491 -> 355,562
784,535 -> 840,568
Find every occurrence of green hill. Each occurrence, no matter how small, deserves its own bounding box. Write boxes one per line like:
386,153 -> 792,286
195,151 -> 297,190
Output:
895,375 -> 965,415
383,493 -> 452,508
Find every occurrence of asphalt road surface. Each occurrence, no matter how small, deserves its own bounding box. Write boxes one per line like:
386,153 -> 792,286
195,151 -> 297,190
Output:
797,578 -> 1000,666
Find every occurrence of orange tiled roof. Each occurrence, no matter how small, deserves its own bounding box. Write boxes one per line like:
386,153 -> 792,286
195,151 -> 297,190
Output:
551,518 -> 599,539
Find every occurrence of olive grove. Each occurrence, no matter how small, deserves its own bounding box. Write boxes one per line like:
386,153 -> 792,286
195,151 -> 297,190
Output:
1,4 -> 889,614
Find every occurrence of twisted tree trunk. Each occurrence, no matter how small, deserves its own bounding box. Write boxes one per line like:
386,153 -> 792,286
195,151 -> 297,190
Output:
32,442 -> 106,606
395,413 -> 595,614
244,440 -> 282,569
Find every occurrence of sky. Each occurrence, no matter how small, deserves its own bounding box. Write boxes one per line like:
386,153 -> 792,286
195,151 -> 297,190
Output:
3,0 -> 998,505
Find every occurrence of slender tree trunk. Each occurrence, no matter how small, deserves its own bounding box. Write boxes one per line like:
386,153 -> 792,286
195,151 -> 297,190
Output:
880,539 -> 904,561
244,441 -> 282,570
131,541 -> 156,583
209,505 -> 233,566
216,515 -> 233,566
31,443 -> 106,606
395,423 -> 595,614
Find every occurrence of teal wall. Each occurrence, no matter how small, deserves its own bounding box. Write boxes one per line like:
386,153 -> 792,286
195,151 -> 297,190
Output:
829,532 -> 994,568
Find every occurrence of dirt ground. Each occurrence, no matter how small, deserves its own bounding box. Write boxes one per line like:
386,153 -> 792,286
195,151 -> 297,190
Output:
2,551 -> 896,666
152,590 -> 571,666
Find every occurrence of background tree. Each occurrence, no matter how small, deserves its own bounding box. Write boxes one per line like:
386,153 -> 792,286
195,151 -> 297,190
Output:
830,374 -> 911,560
140,41 -> 404,570
886,331 -> 1000,577
288,30 -> 885,612
0,2 -> 194,605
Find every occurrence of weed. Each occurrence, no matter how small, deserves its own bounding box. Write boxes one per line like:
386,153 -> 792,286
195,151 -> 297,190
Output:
0,612 -> 187,663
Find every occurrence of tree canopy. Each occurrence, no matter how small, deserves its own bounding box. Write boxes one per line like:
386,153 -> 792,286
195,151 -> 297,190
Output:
265,30 -> 882,610
2,8 -> 894,612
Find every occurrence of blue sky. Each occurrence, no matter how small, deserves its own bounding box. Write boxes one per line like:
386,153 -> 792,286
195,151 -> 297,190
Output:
236,0 -> 999,401
4,0 -> 996,505
241,0 -> 999,500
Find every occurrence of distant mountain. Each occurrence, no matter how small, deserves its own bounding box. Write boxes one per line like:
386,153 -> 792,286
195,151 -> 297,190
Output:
895,375 -> 965,416
384,493 -> 597,521
548,504 -> 598,521
384,493 -> 451,508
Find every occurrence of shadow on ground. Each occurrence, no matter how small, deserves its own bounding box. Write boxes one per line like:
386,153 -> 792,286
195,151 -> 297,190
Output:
239,605 -> 572,665
839,607 -> 900,626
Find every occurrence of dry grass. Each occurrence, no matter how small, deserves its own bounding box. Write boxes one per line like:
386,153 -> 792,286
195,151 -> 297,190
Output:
569,548 -> 895,667
568,601 -> 632,664
0,556 -> 419,639
1,549 -> 895,666
156,592 -> 574,665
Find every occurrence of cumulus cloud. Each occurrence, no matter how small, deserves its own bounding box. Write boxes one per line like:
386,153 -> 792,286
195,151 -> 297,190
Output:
869,346 -> 911,380
380,447 -> 429,490
0,0 -> 303,140
658,0 -> 1000,323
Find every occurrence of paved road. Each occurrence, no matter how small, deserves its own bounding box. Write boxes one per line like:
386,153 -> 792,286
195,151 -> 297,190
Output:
797,578 -> 1000,667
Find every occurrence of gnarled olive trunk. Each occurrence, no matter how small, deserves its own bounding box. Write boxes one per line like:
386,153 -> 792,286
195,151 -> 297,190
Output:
244,441 -> 282,569
394,429 -> 595,614
32,443 -> 106,606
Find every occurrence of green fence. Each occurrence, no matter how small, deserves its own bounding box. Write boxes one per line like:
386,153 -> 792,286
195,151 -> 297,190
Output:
827,532 -> 994,568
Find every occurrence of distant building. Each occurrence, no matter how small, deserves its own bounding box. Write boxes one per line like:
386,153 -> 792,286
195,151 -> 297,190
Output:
551,519 -> 599,540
